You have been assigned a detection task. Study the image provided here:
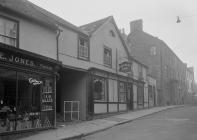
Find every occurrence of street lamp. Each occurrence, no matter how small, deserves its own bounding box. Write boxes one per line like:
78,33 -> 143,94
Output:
176,16 -> 181,23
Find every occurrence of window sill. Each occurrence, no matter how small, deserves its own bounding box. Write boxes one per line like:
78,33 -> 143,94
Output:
77,56 -> 90,61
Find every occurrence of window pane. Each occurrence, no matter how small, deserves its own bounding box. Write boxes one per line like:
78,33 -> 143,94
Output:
93,78 -> 107,102
79,38 -> 89,59
17,72 -> 42,130
104,47 -> 112,66
0,17 -> 17,47
119,82 -> 126,102
0,69 -> 16,132
137,85 -> 144,106
41,78 -> 54,128
108,80 -> 118,102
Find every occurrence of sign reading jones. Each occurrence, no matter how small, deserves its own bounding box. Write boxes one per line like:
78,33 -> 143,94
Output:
0,52 -> 53,71
119,61 -> 131,73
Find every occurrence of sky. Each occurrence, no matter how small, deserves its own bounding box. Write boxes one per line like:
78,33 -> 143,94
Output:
29,0 -> 197,81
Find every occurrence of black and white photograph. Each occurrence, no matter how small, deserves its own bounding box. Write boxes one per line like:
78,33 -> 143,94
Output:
0,0 -> 197,139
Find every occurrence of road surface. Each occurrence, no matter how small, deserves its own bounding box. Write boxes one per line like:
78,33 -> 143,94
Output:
74,105 -> 197,140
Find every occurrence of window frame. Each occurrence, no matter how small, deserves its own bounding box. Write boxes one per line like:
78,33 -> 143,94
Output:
93,76 -> 107,102
78,36 -> 89,61
118,81 -> 127,103
150,46 -> 156,56
109,30 -> 115,37
137,84 -> 144,106
103,46 -> 112,68
0,15 -> 19,48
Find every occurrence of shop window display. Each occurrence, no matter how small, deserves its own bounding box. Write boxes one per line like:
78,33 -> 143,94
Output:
0,69 -> 54,133
137,85 -> 144,106
0,69 -> 16,132
93,77 -> 107,102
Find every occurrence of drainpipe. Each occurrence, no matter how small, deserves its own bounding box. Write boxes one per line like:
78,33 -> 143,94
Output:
56,27 -> 62,61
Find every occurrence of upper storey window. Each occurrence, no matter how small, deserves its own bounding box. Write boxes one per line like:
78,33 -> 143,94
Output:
78,37 -> 89,60
109,30 -> 115,37
0,16 -> 18,47
150,46 -> 156,56
104,46 -> 112,67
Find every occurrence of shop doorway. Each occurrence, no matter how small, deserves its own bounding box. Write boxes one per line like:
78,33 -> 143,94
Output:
127,84 -> 133,110
56,68 -> 88,121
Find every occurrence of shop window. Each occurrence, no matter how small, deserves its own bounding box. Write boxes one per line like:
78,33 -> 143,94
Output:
148,85 -> 153,99
108,80 -> 118,102
104,46 -> 112,67
17,72 -> 42,130
0,16 -> 18,47
119,82 -> 126,102
78,38 -> 89,60
0,69 -> 54,133
0,69 -> 16,132
137,85 -> 144,106
93,78 -> 107,102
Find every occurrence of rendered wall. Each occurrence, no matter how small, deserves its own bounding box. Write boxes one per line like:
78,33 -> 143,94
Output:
1,12 -> 57,60
133,84 -> 138,109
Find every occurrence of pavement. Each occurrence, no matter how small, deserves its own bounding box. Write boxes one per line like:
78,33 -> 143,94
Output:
16,105 -> 183,140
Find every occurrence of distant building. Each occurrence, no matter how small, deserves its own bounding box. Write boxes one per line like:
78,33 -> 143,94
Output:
126,19 -> 187,106
186,67 -> 195,95
148,75 -> 157,107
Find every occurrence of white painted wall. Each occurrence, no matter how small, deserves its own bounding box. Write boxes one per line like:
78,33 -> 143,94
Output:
142,67 -> 147,81
144,83 -> 149,108
133,61 -> 139,80
89,22 -> 129,76
94,104 -> 107,114
1,12 -> 57,59
109,104 -> 118,112
119,104 -> 127,111
133,84 -> 138,109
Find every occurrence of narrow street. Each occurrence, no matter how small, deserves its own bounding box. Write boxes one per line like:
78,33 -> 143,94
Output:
75,105 -> 197,140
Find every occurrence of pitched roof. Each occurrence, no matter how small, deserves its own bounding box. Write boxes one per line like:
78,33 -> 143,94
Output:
0,0 -> 87,35
79,16 -> 112,35
0,0 -> 57,29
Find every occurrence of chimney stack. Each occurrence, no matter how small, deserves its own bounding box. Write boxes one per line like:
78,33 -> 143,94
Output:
130,19 -> 143,33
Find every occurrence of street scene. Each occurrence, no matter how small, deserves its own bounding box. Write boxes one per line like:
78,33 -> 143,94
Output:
0,0 -> 197,140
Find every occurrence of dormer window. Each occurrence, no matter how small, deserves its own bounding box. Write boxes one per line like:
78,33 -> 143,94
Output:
109,30 -> 115,37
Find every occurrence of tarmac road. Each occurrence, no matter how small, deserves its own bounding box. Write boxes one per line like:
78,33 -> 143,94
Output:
75,105 -> 197,140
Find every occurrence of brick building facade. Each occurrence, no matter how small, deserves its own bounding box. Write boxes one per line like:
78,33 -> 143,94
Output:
126,20 -> 187,105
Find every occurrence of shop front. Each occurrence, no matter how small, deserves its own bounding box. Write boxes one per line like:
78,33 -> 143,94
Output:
87,68 -> 133,118
0,45 -> 60,134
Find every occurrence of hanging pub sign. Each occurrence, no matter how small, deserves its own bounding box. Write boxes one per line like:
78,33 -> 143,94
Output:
119,61 -> 131,73
0,51 -> 53,71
